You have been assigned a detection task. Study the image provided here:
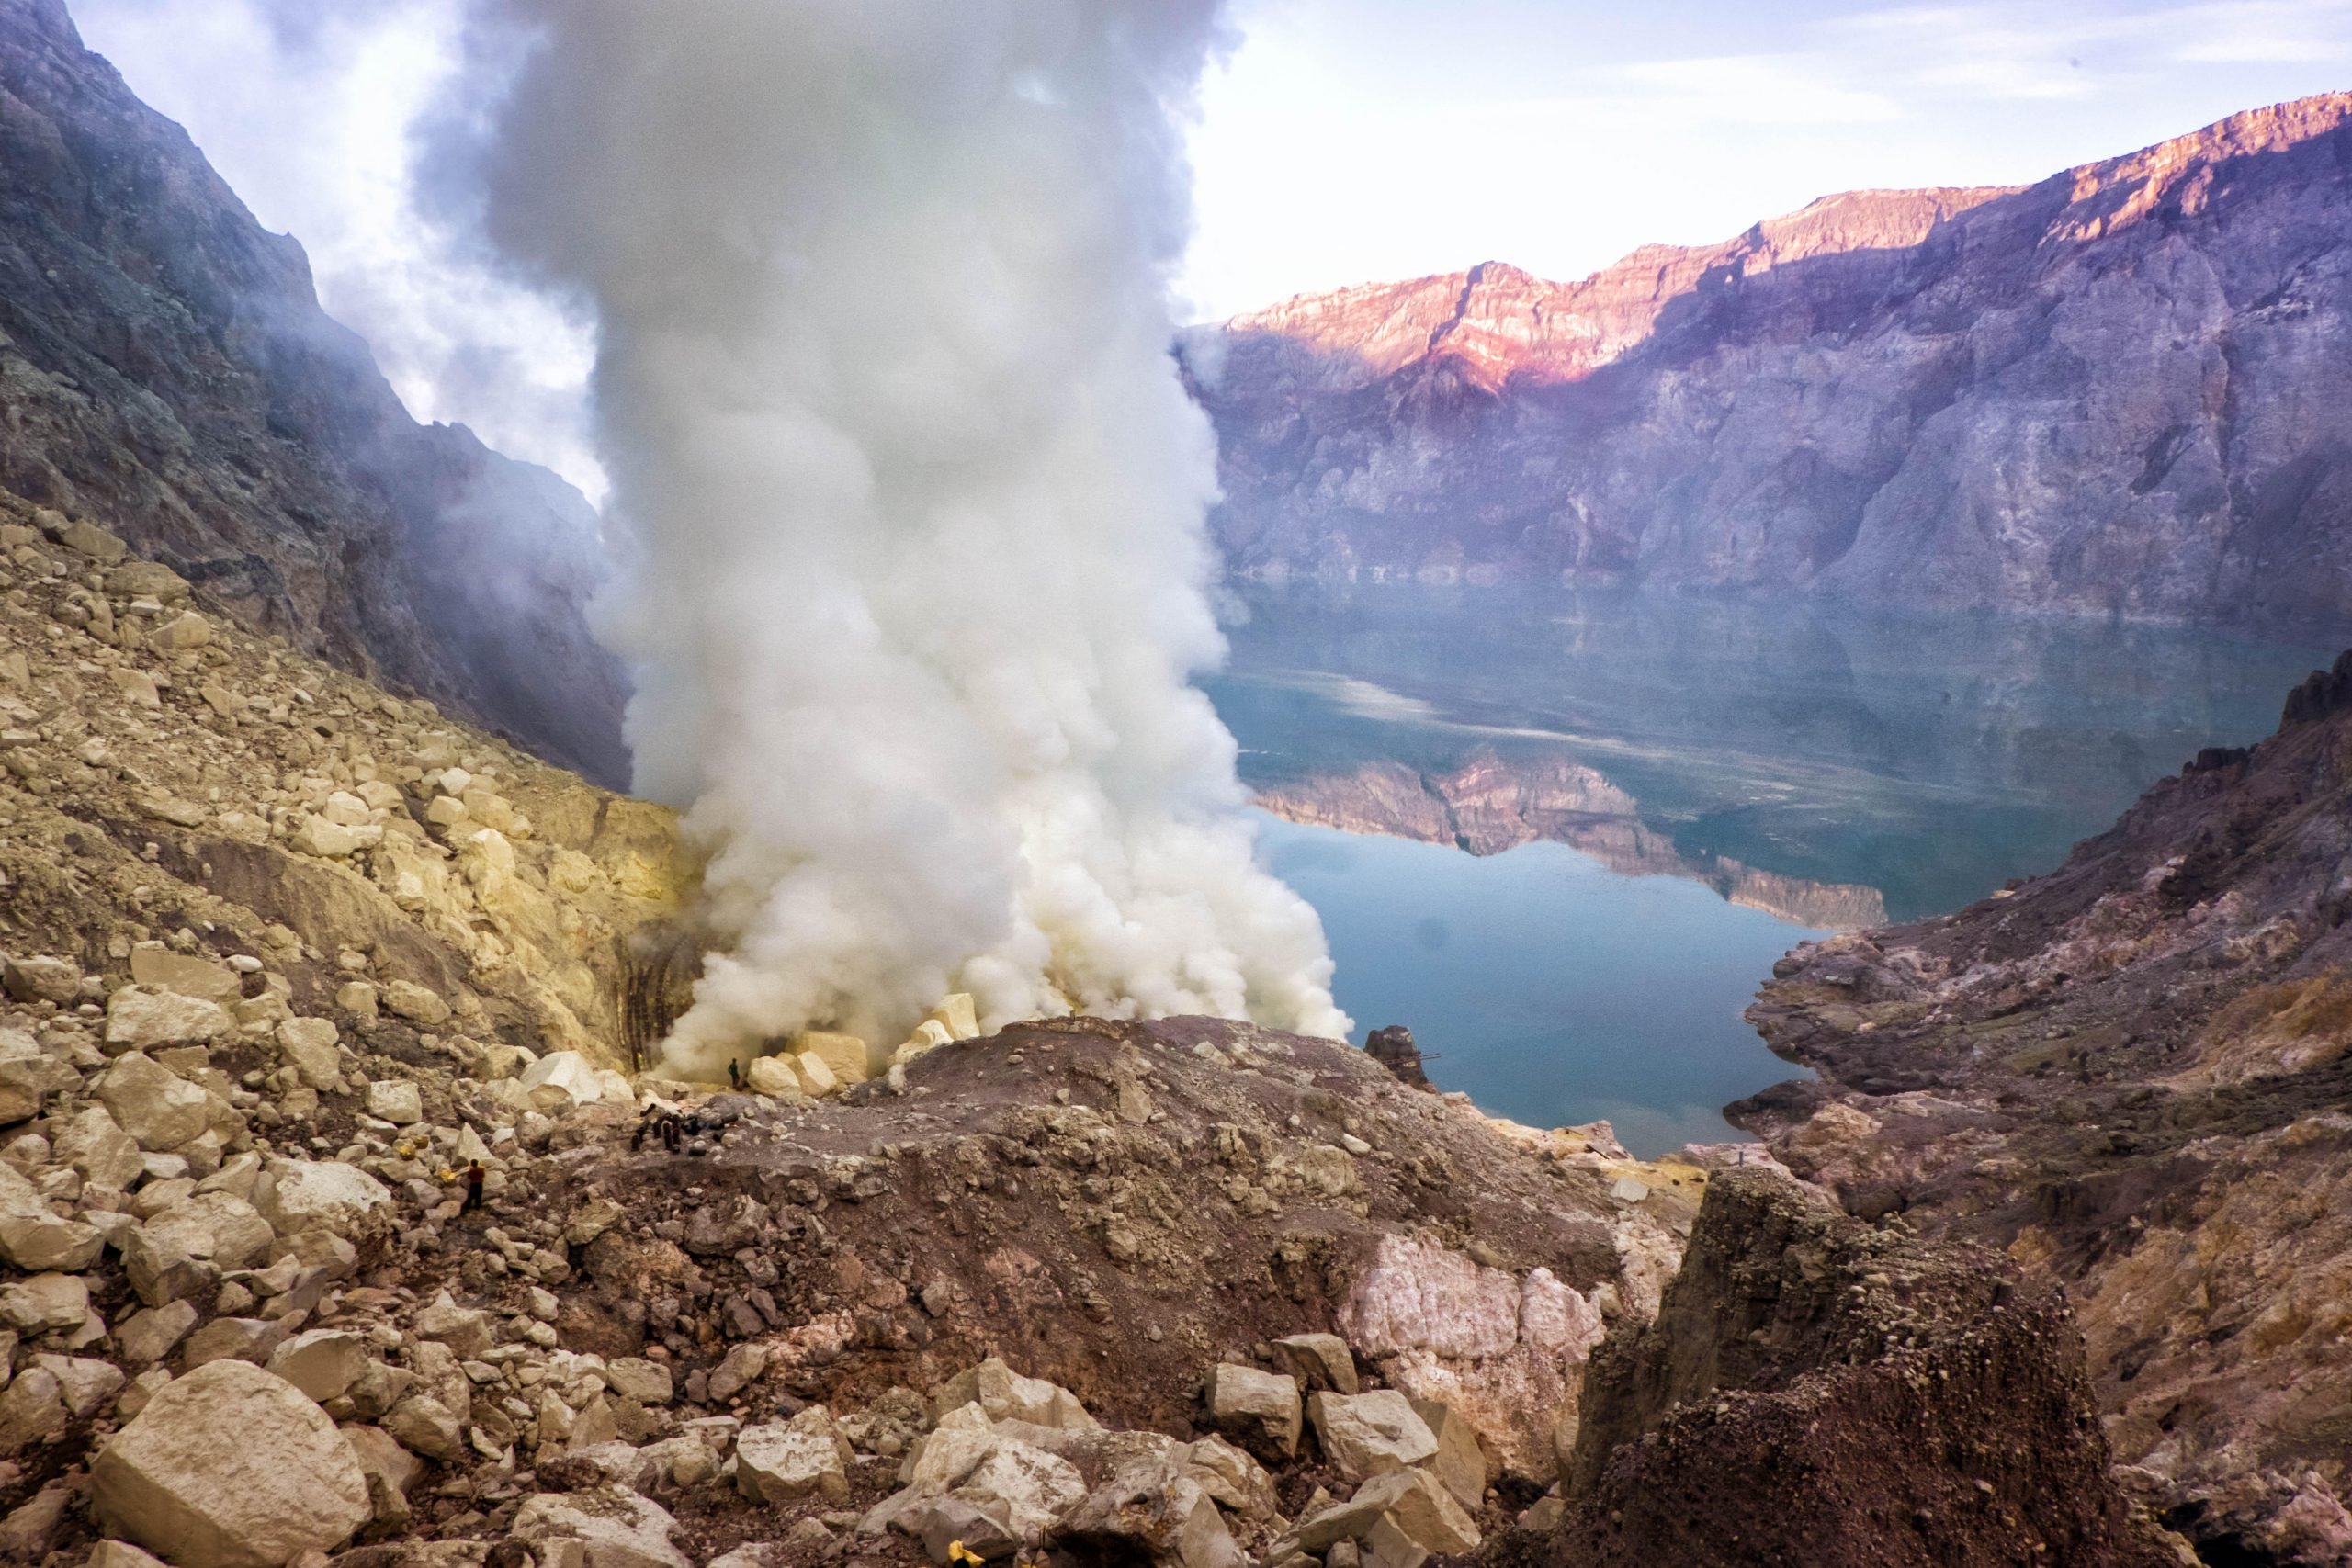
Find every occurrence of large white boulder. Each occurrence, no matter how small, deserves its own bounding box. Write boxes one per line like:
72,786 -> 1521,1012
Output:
520,1050 -> 606,1107
787,1030 -> 870,1086
90,1360 -> 370,1568
253,1159 -> 393,1242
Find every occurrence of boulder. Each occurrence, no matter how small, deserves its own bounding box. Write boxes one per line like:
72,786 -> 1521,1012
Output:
105,989 -> 235,1053
0,1028 -> 77,1123
364,1079 -> 423,1125
87,1543 -> 168,1568
744,1056 -> 805,1100
1,955 -> 79,1005
932,1358 -> 1097,1429
737,1405 -> 854,1504
1375,1466 -> 1480,1554
1057,1457 -> 1244,1568
1364,1514 -> 1425,1568
180,1316 -> 290,1371
266,1330 -> 370,1404
289,816 -> 380,859
54,1106 -> 144,1190
605,1357 -> 673,1405
384,1395 -> 466,1461
380,981 -> 451,1026
105,562 -> 190,602
1307,1390 -> 1438,1482
510,1487 -> 691,1568
90,1360 -> 369,1568
707,1343 -> 770,1403
129,947 -> 243,1006
788,1030 -> 871,1085
1410,1397 -> 1488,1511
520,1050 -> 605,1107
952,1438 -> 1087,1537
923,994 -> 981,1041
57,517 -> 128,562
118,1302 -> 200,1366
0,1161 -> 104,1270
273,1020 -> 340,1089
0,1369 -> 64,1454
98,1053 -> 214,1151
1273,1333 -> 1359,1394
788,1051 -> 840,1097
334,981 -> 379,1025
143,1193 -> 276,1272
1181,1436 -> 1279,1521
0,1272 -> 90,1333
253,1159 -> 393,1241
40,1352 -> 126,1416
413,1292 -> 494,1359
893,1495 -> 1019,1563
1205,1363 -> 1302,1460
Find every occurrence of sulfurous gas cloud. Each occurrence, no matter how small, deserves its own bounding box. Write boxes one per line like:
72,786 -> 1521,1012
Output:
453,0 -> 1349,1073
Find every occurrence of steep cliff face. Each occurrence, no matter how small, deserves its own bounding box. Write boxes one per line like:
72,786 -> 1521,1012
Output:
1191,94 -> 2352,631
0,0 -> 628,785
1740,650 -> 2352,1563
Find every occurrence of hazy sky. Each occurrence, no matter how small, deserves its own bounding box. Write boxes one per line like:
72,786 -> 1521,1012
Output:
71,0 -> 2352,493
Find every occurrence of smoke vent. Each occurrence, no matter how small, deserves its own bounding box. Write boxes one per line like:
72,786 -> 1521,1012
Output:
618,924 -> 702,1073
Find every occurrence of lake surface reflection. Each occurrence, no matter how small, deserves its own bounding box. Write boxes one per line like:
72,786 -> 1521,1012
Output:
1205,584 -> 2337,1153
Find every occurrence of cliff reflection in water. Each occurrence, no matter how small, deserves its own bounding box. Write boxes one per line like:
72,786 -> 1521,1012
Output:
1253,751 -> 1887,931
1208,583 -> 2338,923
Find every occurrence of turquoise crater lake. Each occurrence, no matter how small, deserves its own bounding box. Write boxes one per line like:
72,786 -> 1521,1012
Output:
1204,584 -> 2338,1156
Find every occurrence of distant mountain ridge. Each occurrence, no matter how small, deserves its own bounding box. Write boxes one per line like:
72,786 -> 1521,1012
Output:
1187,93 -> 2352,630
0,0 -> 628,784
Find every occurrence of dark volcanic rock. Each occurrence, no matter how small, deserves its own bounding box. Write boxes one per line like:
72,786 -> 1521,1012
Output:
1557,1168 -> 2175,1568
1741,649 -> 2352,1562
1190,94 -> 2352,633
0,0 -> 627,784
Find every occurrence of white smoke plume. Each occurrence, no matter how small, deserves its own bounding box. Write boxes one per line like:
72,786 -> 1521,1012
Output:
450,0 -> 1349,1072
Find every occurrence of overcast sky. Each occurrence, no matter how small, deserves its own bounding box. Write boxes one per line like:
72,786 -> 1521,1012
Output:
72,0 -> 2352,496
